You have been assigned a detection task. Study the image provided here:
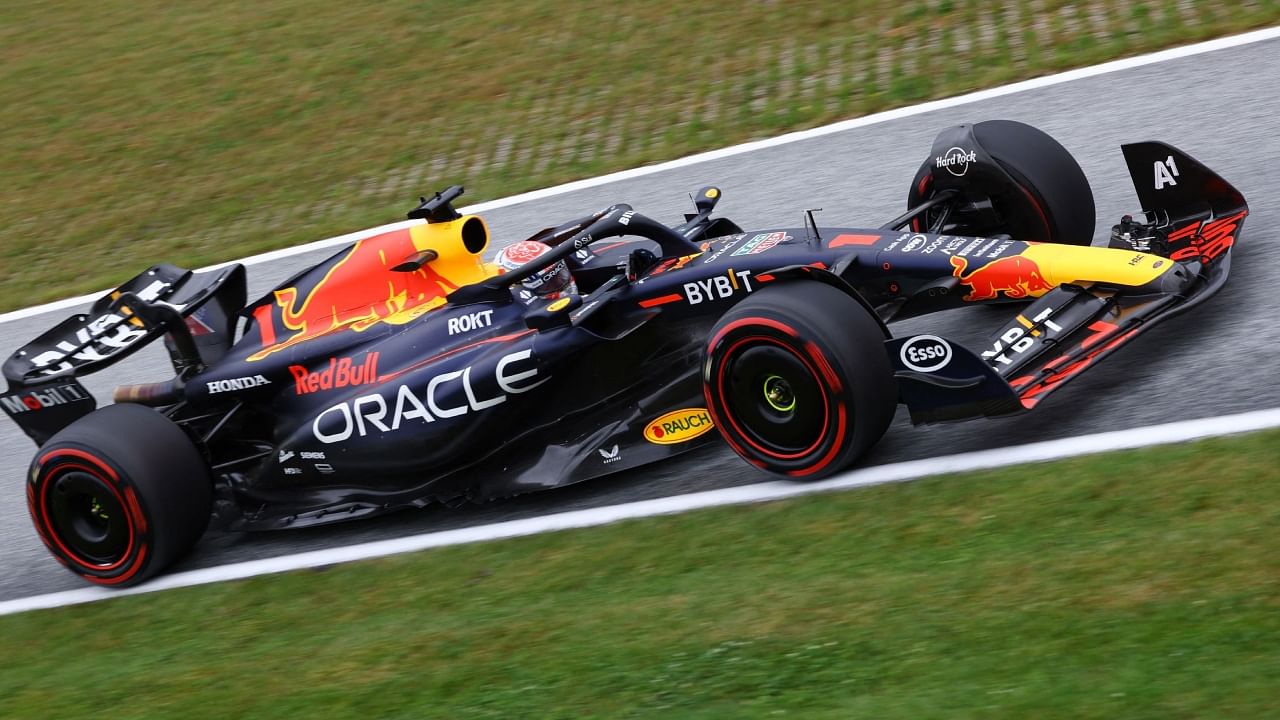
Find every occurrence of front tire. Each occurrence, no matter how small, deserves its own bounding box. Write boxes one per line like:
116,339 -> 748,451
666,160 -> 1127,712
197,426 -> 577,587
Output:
27,403 -> 212,587
908,119 -> 1096,245
703,282 -> 897,479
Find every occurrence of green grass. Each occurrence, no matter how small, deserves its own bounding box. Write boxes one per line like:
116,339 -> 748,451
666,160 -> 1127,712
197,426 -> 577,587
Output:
2,430 -> 1279,718
2,1 -> 1279,312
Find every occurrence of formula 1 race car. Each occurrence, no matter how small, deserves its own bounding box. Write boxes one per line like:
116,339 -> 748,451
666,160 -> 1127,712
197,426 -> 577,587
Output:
3,120 -> 1247,586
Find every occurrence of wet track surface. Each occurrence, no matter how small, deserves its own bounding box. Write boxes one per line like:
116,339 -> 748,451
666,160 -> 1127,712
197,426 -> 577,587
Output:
3,37 -> 1279,600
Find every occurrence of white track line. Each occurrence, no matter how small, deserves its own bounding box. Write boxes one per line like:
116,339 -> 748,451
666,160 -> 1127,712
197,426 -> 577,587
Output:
3,25 -> 1278,326
3,406 -> 1278,617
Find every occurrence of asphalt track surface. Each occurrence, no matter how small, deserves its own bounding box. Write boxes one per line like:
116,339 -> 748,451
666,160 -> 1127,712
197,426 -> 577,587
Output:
3,37 -> 1279,601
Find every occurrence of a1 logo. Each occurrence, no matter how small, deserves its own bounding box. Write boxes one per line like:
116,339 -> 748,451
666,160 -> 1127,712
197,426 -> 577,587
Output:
1154,155 -> 1180,189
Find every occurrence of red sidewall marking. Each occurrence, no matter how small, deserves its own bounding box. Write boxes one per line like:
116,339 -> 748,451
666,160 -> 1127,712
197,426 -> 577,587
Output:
714,333 -> 832,462
33,449 -> 146,583
786,397 -> 847,478
708,316 -> 798,353
1015,183 -> 1051,240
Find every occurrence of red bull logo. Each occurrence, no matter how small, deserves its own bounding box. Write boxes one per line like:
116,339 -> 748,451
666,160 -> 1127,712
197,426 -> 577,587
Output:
249,223 -> 492,361
950,254 -> 1053,301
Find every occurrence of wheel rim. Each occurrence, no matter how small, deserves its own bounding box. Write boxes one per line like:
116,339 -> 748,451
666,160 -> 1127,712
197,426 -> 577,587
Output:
47,471 -> 130,565
724,344 -> 826,455
762,375 -> 797,412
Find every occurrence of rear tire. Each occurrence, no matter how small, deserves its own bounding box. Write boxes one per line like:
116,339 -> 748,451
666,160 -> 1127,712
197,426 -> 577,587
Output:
27,403 -> 212,587
703,282 -> 896,479
908,119 -> 1096,245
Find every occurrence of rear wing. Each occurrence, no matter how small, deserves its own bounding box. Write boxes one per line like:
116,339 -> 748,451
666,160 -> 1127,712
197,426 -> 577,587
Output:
2,263 -> 245,445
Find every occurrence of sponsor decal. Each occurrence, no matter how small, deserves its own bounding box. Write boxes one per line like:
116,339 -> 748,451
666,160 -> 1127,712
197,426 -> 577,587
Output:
1010,321 -> 1133,408
312,349 -> 547,444
949,254 -> 1052,301
701,235 -> 742,263
900,234 -> 928,253
598,445 -> 621,463
0,383 -> 91,416
284,467 -> 302,475
248,227 -> 466,361
985,240 -> 1015,258
731,232 -> 788,257
184,309 -> 216,337
982,308 -> 1064,366
278,450 -> 295,463
900,335 -> 952,373
1168,210 -> 1246,263
644,408 -> 714,445
301,451 -> 326,460
207,375 -> 271,394
290,353 -> 379,395
683,269 -> 754,305
315,463 -> 335,474
28,280 -> 173,376
956,238 -> 985,257
617,210 -> 635,225
828,233 -> 880,248
1154,154 -> 1180,189
935,146 -> 977,177
938,237 -> 967,255
900,235 -> 970,256
447,309 -> 494,336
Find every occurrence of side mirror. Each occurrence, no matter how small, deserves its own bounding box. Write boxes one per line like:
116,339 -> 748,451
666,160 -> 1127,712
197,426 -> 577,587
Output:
624,248 -> 657,283
693,186 -> 721,215
524,294 -> 582,332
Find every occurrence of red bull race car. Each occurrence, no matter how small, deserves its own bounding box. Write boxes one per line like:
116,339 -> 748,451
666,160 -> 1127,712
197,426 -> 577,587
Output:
2,120 -> 1248,586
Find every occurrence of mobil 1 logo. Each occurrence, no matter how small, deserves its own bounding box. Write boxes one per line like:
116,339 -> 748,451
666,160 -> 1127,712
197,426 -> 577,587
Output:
899,335 -> 952,373
0,382 -> 92,416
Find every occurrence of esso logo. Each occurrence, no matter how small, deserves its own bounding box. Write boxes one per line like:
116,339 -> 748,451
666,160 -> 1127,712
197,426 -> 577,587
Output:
902,234 -> 927,252
900,335 -> 952,373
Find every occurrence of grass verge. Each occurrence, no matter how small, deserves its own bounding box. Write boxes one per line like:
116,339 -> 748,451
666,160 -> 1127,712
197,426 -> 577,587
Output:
2,430 -> 1278,718
3,1 -> 1280,311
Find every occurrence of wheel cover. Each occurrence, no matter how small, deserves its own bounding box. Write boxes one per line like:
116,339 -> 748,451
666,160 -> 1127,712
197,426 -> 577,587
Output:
47,471 -> 131,565
722,342 -> 829,457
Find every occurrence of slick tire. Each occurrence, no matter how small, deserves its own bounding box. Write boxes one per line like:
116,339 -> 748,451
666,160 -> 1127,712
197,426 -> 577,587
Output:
908,119 -> 1096,246
27,403 -> 212,587
703,282 -> 896,479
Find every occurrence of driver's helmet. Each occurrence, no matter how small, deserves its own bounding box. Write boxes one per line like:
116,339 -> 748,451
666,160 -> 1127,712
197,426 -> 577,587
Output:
495,241 -> 577,300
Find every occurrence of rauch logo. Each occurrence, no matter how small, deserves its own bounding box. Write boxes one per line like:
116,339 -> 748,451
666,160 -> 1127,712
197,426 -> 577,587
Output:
644,408 -> 715,445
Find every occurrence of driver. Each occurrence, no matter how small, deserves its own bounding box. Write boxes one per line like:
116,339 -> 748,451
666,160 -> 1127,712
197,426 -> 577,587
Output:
494,240 -> 578,302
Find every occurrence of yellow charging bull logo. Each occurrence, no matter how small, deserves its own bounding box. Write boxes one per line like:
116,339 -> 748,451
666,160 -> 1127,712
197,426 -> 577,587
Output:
949,254 -> 1052,301
249,221 -> 493,361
